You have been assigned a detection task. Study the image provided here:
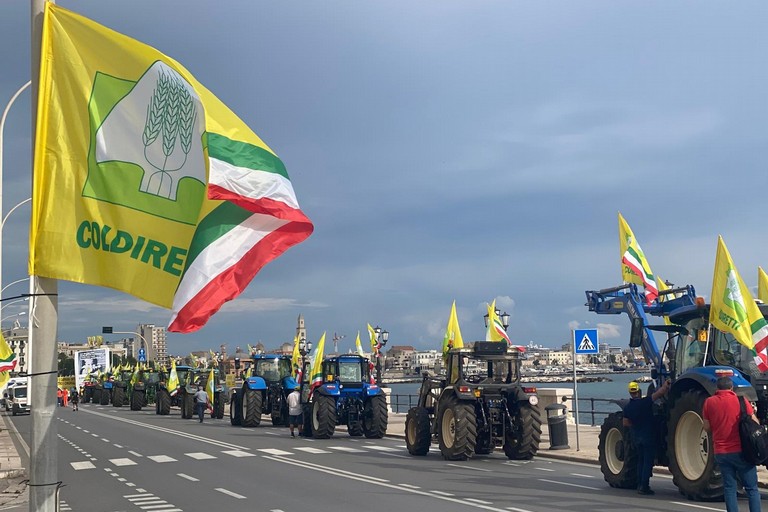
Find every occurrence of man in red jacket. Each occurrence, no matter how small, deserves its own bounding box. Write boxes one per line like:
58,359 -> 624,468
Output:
702,376 -> 762,512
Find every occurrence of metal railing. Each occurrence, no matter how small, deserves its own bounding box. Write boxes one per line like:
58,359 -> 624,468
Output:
388,394 -> 622,426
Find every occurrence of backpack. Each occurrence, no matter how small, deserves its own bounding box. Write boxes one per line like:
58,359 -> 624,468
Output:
738,396 -> 768,465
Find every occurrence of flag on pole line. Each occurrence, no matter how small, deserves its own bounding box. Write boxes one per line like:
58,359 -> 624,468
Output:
30,4 -> 313,333
618,213 -> 658,304
710,236 -> 768,372
206,368 -> 215,411
309,333 -> 326,391
442,300 -> 464,361
167,359 -> 179,397
485,299 -> 511,345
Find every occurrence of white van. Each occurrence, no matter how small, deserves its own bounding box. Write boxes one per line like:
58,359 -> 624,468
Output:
5,383 -> 28,415
1,377 -> 27,411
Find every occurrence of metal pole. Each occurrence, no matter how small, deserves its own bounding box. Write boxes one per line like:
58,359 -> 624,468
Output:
30,1 -> 59,511
572,332 -> 580,451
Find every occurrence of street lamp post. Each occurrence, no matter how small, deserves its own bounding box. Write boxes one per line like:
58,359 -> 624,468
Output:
102,327 -> 150,365
298,336 -> 312,388
373,326 -> 389,386
484,308 -> 510,331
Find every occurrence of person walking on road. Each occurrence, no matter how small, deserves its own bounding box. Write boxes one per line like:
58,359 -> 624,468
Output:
194,385 -> 208,423
57,388 -> 63,407
703,376 -> 762,512
287,386 -> 302,437
622,379 -> 671,495
70,389 -> 79,411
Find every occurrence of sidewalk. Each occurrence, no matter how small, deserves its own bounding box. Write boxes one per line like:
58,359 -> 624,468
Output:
0,412 -> 28,508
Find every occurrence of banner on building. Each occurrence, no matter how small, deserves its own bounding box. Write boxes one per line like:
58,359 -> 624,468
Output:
74,348 -> 111,390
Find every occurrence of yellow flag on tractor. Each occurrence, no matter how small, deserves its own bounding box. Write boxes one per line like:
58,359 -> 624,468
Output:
206,368 -> 215,408
30,3 -> 312,333
167,359 -> 179,397
355,332 -> 365,357
710,236 -> 768,371
618,213 -> 658,304
0,332 -> 17,391
291,335 -> 301,379
485,300 -> 511,345
656,276 -> 674,326
759,267 -> 768,303
442,300 -> 464,361
309,333 -> 326,390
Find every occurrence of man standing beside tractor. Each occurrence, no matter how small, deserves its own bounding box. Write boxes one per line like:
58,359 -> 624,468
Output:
287,385 -> 302,437
622,379 -> 670,495
193,385 -> 209,423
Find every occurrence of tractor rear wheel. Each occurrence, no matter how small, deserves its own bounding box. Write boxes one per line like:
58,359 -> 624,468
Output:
181,392 -> 194,419
503,402 -> 542,460
230,391 -> 242,426
100,388 -> 110,405
405,407 -> 431,456
312,395 -> 337,439
668,389 -> 722,501
301,403 -> 313,437
156,389 -> 171,415
112,386 -> 125,407
438,396 -> 477,460
363,395 -> 388,439
130,390 -> 144,411
214,394 -> 225,419
598,411 -> 638,488
241,388 -> 263,427
91,388 -> 101,404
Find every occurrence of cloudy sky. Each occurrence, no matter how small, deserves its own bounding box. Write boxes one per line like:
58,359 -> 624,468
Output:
1,1 -> 767,356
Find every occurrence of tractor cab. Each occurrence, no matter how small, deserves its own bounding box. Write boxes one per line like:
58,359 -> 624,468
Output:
322,355 -> 372,389
253,356 -> 292,385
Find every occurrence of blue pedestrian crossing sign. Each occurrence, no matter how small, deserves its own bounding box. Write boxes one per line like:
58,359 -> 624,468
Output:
138,347 -> 147,363
574,329 -> 599,354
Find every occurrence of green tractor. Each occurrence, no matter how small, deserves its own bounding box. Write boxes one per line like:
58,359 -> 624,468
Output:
178,368 -> 225,420
111,368 -> 134,408
155,365 -> 192,415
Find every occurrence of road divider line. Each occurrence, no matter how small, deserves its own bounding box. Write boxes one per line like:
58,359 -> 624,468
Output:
670,502 -> 725,511
263,455 -> 514,512
446,463 -> 492,472
538,478 -> 600,491
80,408 -> 247,450
177,473 -> 199,482
215,488 -> 246,499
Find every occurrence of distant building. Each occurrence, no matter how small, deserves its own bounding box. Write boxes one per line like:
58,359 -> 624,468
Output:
137,324 -> 168,367
409,350 -> 441,374
4,326 -> 27,374
386,345 -> 415,372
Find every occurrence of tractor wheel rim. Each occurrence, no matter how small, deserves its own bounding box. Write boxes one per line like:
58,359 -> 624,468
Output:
676,410 -> 708,481
442,408 -> 456,449
605,427 -> 624,475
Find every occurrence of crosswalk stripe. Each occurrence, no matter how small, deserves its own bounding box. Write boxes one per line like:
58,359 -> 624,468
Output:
177,473 -> 199,482
222,450 -> 256,458
70,461 -> 95,470
257,448 -> 292,456
215,488 -> 246,499
185,452 -> 216,460
148,455 -> 177,463
109,458 -> 137,466
294,447 -> 331,454
365,445 -> 401,452
327,446 -> 365,452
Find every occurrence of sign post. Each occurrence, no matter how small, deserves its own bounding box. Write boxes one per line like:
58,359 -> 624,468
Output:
573,328 -> 599,451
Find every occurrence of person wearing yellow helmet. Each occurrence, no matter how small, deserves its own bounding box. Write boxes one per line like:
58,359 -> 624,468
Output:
622,379 -> 671,495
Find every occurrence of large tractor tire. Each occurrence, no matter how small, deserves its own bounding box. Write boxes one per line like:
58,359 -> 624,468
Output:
503,402 -> 542,460
181,392 -> 194,419
362,395 -> 388,439
112,386 -> 125,407
230,391 -> 242,426
213,394 -> 225,419
301,403 -> 313,437
130,390 -> 144,411
311,395 -> 338,439
405,407 -> 432,456
91,388 -> 101,404
156,389 -> 171,416
82,389 -> 92,403
437,396 -> 477,460
668,389 -> 722,501
598,411 -> 639,488
241,387 -> 263,427
99,388 -> 110,405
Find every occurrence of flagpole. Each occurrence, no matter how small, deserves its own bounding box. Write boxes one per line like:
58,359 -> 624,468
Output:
30,1 -> 59,511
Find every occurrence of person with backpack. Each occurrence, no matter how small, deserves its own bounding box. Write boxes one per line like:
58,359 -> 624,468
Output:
70,388 -> 79,411
702,376 -> 762,512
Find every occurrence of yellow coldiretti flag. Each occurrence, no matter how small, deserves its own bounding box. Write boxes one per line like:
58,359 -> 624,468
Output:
129,363 -> 139,387
206,368 -> 215,406
167,359 -> 179,396
31,4 -> 313,333
485,299 -> 511,344
759,267 -> 768,303
618,213 -> 658,304
367,324 -> 379,354
442,300 -> 464,360
354,331 -> 365,357
310,332 -> 326,388
710,236 -> 768,371
0,332 -> 17,390
291,335 -> 301,378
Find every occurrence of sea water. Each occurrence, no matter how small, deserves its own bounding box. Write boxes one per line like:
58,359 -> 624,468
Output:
386,371 -> 654,425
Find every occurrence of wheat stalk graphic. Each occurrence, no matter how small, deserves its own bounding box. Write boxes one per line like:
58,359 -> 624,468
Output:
141,68 -> 197,198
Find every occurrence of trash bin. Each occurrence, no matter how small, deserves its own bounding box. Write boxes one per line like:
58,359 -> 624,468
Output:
545,403 -> 570,450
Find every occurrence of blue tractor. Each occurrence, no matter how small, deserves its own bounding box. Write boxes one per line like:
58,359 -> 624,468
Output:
587,283 -> 768,501
230,355 -> 298,427
304,354 -> 388,439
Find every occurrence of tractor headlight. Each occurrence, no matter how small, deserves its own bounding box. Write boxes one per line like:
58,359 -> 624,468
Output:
528,395 -> 539,406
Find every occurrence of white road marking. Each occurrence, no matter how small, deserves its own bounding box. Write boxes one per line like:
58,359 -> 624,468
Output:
446,463 -> 492,472
538,478 -> 600,491
101,438 -> 110,442
294,447 -> 331,454
148,455 -> 177,463
103,468 -> 112,472
124,493 -> 153,498
535,467 -> 555,472
222,449 -> 256,457
109,458 -> 137,466
114,444 -> 123,448
366,445 -> 401,452
91,433 -> 98,437
117,478 -> 126,482
126,483 -> 136,487
466,499 -> 494,505
215,488 -> 247,499
128,450 -> 143,457
506,507 -> 535,512
670,502 -> 725,511
89,457 -> 97,461
110,473 -> 119,477
399,484 -> 420,489
257,448 -> 293,456
327,446 -> 365,452
431,490 -> 454,496
82,430 -> 89,433
185,452 -> 216,460
570,473 -> 594,478
136,488 -> 147,493
128,497 -> 161,502
177,473 -> 199,482
70,461 -> 95,470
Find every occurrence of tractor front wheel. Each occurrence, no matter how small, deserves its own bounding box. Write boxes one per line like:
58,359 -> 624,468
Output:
156,389 -> 171,415
230,391 -> 242,426
598,411 -> 638,488
312,395 -> 337,439
405,407 -> 431,456
363,395 -> 388,439
241,387 -> 263,427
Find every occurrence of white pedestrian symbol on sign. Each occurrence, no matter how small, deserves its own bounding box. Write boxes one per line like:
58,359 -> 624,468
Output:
578,334 -> 595,352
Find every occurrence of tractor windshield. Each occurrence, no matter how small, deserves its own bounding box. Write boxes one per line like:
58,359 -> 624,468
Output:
338,361 -> 362,383
255,358 -> 291,382
678,317 -> 708,373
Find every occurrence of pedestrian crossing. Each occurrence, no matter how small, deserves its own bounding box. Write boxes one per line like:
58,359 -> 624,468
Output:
124,492 -> 182,511
69,443 -> 407,470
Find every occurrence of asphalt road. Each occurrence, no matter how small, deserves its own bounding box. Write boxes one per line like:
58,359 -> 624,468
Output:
6,403 -> 737,512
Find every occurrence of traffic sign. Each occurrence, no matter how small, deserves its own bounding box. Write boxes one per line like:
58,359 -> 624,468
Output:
574,329 -> 599,354
138,347 -> 146,362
